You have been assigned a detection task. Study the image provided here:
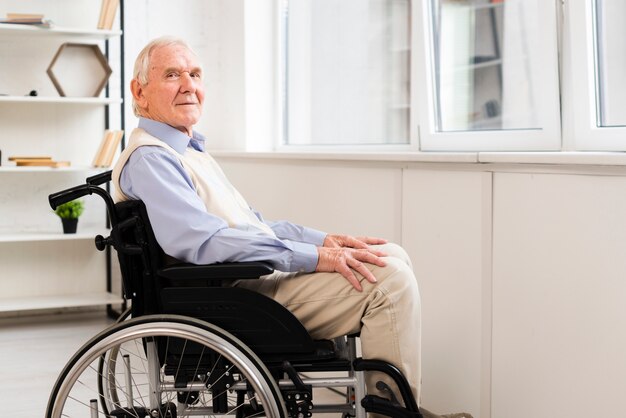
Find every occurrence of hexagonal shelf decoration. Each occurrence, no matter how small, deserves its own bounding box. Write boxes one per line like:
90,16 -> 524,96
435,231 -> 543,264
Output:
47,43 -> 112,97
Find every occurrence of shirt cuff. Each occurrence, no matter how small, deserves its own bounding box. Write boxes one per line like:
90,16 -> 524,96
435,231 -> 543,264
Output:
301,227 -> 327,246
286,240 -> 319,272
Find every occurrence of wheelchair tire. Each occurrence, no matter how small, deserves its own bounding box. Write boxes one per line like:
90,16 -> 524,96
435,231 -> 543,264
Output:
46,314 -> 287,418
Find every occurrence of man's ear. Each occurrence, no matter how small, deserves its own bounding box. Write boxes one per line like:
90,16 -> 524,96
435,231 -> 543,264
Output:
131,79 -> 148,110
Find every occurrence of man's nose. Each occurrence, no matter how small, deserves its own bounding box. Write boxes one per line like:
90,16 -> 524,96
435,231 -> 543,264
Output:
179,72 -> 196,92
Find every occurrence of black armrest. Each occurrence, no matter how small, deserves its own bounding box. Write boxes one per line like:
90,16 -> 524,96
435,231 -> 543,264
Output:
158,261 -> 274,281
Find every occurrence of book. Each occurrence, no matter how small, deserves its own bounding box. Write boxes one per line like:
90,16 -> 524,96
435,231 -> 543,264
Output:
97,0 -> 119,30
15,160 -> 70,167
8,156 -> 52,161
101,130 -> 123,167
93,130 -> 123,167
92,130 -> 111,167
9,156 -> 70,167
97,0 -> 108,29
1,13 -> 52,27
6,13 -> 44,20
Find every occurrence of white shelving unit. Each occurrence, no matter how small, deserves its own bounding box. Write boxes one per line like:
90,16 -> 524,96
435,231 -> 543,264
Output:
0,4 -> 124,314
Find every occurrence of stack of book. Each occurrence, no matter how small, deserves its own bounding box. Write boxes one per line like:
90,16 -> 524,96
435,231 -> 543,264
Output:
97,0 -> 120,30
9,156 -> 70,167
92,130 -> 124,167
0,13 -> 53,28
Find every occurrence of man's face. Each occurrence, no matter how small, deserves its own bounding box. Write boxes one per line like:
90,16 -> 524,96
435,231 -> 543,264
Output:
133,44 -> 204,136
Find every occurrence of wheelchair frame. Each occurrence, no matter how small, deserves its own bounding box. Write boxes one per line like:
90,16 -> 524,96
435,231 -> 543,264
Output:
45,171 -> 422,418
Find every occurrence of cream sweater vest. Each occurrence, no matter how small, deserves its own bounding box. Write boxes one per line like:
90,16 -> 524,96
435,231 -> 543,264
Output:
112,128 -> 276,237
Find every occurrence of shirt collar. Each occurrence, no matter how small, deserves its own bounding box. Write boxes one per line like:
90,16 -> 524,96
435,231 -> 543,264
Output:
138,117 -> 206,154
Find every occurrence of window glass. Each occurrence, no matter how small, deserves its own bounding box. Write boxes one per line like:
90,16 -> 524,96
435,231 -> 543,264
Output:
431,0 -> 542,132
594,0 -> 626,127
283,0 -> 411,145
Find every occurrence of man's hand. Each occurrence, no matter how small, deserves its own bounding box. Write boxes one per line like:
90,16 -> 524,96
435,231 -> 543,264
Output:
323,234 -> 388,250
316,246 -> 387,291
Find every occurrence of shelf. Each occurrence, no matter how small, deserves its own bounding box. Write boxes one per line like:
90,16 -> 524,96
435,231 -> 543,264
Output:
0,165 -> 102,173
0,95 -> 122,105
0,292 -> 124,313
0,165 -> 106,173
0,229 -> 108,243
0,23 -> 121,39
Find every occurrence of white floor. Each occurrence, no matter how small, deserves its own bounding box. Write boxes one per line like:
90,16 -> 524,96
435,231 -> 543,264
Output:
0,311 -> 114,418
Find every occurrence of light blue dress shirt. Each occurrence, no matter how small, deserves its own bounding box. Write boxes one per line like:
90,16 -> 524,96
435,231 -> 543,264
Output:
118,118 -> 326,272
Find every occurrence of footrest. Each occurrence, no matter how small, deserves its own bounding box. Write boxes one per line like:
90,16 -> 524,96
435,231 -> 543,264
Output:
353,358 -> 419,413
361,395 -> 422,418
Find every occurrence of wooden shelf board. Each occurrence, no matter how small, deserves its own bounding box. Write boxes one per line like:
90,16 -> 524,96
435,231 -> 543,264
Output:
0,165 -> 105,173
0,229 -> 107,243
0,23 -> 121,39
0,96 -> 122,105
0,292 -> 124,313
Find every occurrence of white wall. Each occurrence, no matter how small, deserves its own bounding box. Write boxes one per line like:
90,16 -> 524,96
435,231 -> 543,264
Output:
124,0 -> 242,148
123,0 -> 276,151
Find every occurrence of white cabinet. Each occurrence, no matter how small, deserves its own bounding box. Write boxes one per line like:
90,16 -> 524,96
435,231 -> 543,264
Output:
401,168 -> 488,416
0,5 -> 124,314
491,172 -> 626,418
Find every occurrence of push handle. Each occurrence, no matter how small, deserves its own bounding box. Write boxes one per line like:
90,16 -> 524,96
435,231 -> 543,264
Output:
86,170 -> 112,186
48,184 -> 94,210
48,181 -> 118,224
49,170 -> 113,209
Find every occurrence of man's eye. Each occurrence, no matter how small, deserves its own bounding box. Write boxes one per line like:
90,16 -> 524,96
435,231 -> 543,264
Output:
166,72 -> 179,79
191,72 -> 201,79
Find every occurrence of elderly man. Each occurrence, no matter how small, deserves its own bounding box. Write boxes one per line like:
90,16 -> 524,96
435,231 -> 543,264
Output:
112,36 -> 470,418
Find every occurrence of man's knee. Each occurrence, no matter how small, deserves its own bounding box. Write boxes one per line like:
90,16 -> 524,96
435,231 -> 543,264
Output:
373,257 -> 420,303
377,242 -> 413,269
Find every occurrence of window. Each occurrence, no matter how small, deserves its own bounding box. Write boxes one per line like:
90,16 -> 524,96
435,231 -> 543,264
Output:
280,0 -> 626,153
418,0 -> 561,151
281,0 -> 412,147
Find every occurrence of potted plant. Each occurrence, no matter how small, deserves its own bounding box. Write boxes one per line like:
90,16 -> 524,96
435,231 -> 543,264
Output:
54,199 -> 84,234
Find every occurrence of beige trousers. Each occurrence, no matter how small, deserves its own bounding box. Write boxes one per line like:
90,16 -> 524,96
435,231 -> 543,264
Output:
234,242 -> 422,407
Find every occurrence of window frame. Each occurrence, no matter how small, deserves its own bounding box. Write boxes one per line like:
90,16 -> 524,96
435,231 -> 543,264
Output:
276,0 -> 420,152
416,0 -> 562,152
564,0 -> 626,151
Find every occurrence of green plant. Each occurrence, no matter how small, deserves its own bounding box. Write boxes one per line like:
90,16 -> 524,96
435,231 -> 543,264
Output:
54,199 -> 84,220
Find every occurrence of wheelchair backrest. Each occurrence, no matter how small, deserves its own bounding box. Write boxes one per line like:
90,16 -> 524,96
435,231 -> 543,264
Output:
112,199 -> 166,317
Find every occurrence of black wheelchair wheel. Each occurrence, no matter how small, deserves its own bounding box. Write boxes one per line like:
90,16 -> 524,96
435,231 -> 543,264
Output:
46,314 -> 286,418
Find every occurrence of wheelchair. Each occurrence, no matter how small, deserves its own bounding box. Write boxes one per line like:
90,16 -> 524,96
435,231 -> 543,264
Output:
45,171 -> 422,418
